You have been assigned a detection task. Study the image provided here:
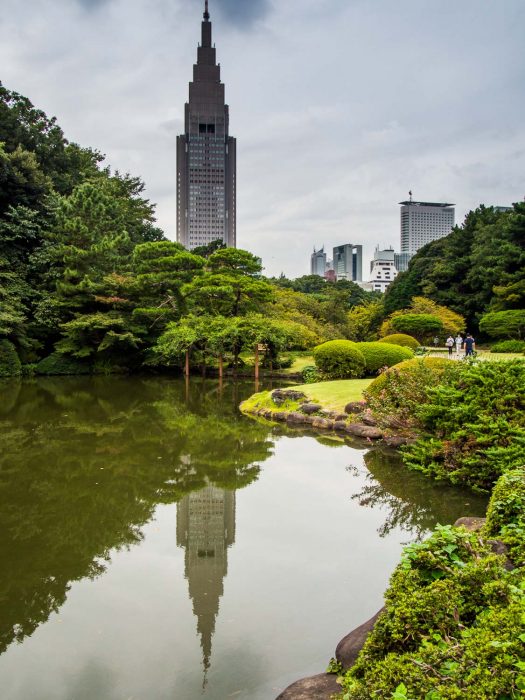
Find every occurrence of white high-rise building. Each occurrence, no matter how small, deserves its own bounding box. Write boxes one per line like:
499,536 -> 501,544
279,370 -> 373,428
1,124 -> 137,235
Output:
368,247 -> 398,293
399,198 -> 455,254
310,247 -> 327,276
332,244 -> 363,281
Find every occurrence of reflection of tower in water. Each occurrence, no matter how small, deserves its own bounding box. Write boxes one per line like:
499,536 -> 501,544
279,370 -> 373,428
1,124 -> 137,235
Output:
176,485 -> 236,685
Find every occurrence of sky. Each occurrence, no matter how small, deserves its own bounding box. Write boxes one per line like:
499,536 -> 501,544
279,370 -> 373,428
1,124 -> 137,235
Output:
1,0 -> 524,278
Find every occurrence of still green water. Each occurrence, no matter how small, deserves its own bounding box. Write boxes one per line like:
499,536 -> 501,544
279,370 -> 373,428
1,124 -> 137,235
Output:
0,377 -> 487,700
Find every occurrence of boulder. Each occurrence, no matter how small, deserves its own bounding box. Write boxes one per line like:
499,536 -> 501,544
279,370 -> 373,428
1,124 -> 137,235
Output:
454,516 -> 486,532
286,412 -> 310,425
333,421 -> 348,431
361,413 -> 378,427
336,608 -> 384,670
272,389 -> 307,405
383,436 -> 413,447
333,413 -> 348,421
344,401 -> 367,414
344,423 -> 383,439
312,417 -> 333,429
271,412 -> 287,422
300,402 -> 322,415
276,673 -> 341,699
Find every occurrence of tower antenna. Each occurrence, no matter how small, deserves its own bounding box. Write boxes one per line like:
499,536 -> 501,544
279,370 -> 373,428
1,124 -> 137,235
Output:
204,0 -> 210,20
409,189 -> 413,203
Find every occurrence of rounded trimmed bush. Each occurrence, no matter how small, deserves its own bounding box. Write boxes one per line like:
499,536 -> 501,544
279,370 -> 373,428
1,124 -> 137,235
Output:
357,342 -> 414,374
0,340 -> 22,377
36,352 -> 91,376
313,340 -> 365,379
378,333 -> 420,351
490,339 -> 525,353
365,356 -> 452,400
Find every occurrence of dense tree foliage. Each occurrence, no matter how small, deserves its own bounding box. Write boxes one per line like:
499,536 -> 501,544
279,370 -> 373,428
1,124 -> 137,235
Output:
384,204 -> 525,332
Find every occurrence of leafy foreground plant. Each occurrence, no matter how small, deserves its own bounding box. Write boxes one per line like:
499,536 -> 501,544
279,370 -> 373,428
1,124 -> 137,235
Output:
336,517 -> 525,699
403,360 -> 525,491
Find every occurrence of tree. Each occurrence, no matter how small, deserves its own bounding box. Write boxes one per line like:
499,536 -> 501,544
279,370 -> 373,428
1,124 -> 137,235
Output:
391,314 -> 443,343
347,300 -> 385,341
479,310 -> 525,340
381,297 -> 465,338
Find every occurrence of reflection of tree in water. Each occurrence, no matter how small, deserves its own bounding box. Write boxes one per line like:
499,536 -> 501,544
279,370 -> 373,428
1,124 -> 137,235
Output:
0,376 -> 273,655
353,447 -> 488,539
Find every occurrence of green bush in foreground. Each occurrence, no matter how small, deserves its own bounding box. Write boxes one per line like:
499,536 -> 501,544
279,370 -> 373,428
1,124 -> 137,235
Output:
36,352 -> 92,376
357,342 -> 414,374
338,519 -> 525,699
490,339 -> 525,353
313,340 -> 365,379
378,333 -> 420,351
0,340 -> 22,377
404,360 -> 525,491
485,468 -> 525,566
364,357 -> 455,431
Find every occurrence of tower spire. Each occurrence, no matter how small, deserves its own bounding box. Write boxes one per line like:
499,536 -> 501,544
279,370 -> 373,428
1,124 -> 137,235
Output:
204,0 -> 210,21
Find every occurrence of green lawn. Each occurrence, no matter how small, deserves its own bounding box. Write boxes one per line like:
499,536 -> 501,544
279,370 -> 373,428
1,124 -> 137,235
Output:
292,378 -> 373,412
283,355 -> 314,373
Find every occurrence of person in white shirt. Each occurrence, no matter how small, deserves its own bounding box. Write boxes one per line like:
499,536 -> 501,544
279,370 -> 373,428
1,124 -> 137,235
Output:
455,334 -> 463,354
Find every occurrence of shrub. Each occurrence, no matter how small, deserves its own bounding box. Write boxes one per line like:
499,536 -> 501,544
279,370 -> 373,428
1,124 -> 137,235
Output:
378,333 -> 420,351
485,468 -> 525,566
357,342 -> 414,374
36,352 -> 91,376
479,309 -> 525,340
313,340 -> 365,379
364,357 -> 455,430
404,360 -> 525,491
301,365 -> 320,383
0,340 -> 22,377
490,339 -> 525,353
391,313 -> 443,343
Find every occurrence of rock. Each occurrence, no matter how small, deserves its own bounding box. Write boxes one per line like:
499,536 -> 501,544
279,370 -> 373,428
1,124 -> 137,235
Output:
454,516 -> 486,531
345,401 -> 367,414
361,413 -> 378,427
488,539 -> 515,571
312,417 -> 333,429
262,409 -> 273,420
383,436 -> 412,447
272,389 -> 307,406
333,421 -> 348,431
276,673 -> 341,699
336,608 -> 384,670
345,423 -> 383,439
333,413 -> 348,421
272,412 -> 287,422
286,411 -> 310,424
300,402 -> 322,415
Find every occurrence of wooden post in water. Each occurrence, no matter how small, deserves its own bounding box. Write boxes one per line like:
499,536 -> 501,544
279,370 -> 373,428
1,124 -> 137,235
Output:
185,349 -> 190,377
254,344 -> 259,382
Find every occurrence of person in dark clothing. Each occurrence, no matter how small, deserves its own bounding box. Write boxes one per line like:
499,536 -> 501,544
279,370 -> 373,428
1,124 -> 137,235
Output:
464,333 -> 476,356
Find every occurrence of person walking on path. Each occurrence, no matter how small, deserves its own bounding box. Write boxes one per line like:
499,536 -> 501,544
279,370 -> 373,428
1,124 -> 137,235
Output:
446,335 -> 454,357
433,336 -> 440,348
464,333 -> 476,357
455,334 -> 463,355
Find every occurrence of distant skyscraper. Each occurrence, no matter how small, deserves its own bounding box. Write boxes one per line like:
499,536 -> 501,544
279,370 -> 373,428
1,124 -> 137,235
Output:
177,1 -> 236,249
399,197 -> 455,254
368,247 -> 398,293
311,247 -> 327,276
394,252 -> 412,273
332,244 -> 363,281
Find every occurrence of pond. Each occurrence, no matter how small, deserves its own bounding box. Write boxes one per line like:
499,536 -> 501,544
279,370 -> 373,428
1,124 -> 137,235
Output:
0,377 -> 487,700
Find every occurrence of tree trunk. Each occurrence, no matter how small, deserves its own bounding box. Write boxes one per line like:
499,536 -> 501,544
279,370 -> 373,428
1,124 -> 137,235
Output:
185,349 -> 190,377
219,354 -> 223,379
254,344 -> 259,382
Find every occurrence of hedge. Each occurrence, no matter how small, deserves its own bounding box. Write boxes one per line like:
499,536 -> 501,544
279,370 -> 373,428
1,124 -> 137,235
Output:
313,340 -> 365,379
357,342 -> 414,374
490,339 -> 525,353
378,333 -> 420,351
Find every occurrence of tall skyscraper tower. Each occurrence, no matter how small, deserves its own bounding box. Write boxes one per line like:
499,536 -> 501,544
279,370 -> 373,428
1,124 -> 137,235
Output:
177,1 -> 236,249
332,244 -> 363,282
399,197 -> 455,255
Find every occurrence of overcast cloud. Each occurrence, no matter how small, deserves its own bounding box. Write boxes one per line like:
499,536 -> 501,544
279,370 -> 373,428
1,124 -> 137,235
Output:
1,0 -> 524,277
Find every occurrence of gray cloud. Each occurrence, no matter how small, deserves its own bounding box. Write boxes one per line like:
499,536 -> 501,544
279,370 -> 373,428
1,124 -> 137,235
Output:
0,0 -> 524,278
212,0 -> 272,28
76,0 -> 110,9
